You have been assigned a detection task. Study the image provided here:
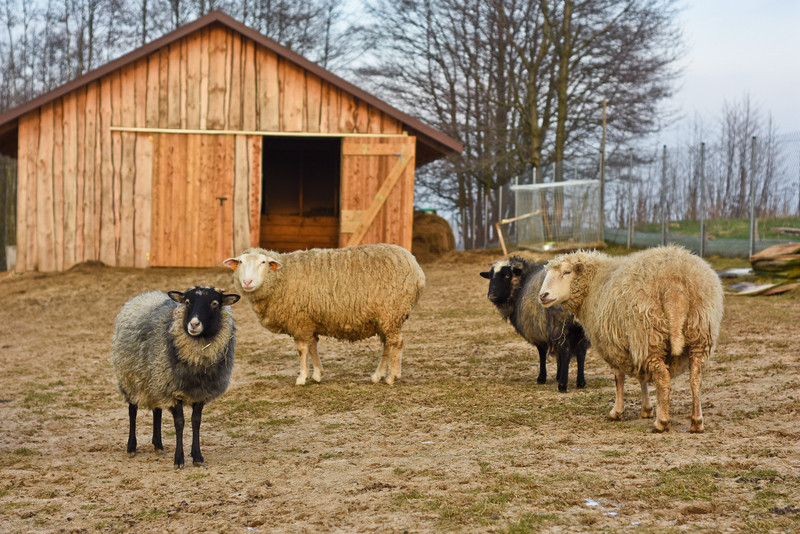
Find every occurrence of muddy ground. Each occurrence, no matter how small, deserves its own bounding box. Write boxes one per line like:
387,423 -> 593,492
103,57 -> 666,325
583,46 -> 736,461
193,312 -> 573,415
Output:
0,249 -> 799,533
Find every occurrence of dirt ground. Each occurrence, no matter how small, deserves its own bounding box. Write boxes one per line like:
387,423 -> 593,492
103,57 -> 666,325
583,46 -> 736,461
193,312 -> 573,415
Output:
1,249 -> 799,533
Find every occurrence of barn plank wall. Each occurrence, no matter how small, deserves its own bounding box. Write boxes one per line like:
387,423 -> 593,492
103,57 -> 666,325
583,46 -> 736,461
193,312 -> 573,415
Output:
15,25 -> 406,272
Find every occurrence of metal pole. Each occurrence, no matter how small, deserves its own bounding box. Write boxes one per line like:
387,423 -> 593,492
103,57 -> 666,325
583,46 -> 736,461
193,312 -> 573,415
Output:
627,150 -> 633,249
661,145 -> 667,246
484,187 -> 489,248
749,136 -> 757,258
600,98 -> 606,242
699,142 -> 706,258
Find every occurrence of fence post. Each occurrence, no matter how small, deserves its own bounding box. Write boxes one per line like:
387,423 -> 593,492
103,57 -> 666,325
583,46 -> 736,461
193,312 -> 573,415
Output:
749,136 -> 757,258
699,142 -> 706,258
661,145 -> 668,246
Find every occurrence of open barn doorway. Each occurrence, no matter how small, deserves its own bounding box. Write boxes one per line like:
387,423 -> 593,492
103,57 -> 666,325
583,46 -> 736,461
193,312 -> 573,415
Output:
260,136 -> 341,251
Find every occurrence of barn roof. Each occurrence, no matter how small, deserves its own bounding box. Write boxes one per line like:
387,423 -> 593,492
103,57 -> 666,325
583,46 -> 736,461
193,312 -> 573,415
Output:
0,10 -> 462,162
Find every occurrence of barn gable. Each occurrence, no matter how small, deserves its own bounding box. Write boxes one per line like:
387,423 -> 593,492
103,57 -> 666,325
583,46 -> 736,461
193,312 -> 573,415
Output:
0,11 -> 462,273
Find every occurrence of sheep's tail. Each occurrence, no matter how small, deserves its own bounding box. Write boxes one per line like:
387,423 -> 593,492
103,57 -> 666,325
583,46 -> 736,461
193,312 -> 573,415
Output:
664,288 -> 688,357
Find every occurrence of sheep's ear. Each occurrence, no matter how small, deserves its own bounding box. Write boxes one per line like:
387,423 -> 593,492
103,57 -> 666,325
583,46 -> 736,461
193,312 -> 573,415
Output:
479,269 -> 493,279
573,261 -> 584,274
269,260 -> 282,272
222,293 -> 241,306
222,257 -> 240,270
167,291 -> 185,303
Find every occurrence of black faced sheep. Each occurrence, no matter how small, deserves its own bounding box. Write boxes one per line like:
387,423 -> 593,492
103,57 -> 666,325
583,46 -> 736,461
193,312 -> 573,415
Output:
223,244 -> 425,385
539,245 -> 724,432
480,256 -> 589,392
110,286 -> 240,468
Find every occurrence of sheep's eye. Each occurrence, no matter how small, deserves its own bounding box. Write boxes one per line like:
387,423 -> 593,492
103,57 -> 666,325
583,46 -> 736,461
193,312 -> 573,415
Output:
184,299 -> 190,305
563,270 -> 571,277
211,301 -> 219,308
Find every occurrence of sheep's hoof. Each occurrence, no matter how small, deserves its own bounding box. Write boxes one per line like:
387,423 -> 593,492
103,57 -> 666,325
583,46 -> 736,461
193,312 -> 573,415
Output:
608,409 -> 623,421
174,463 -> 184,470
576,380 -> 586,389
689,418 -> 704,433
311,371 -> 322,383
192,461 -> 204,467
652,419 -> 670,433
640,407 -> 654,418
370,373 -> 382,384
557,384 -> 567,393
536,375 -> 547,385
127,451 -> 136,458
295,375 -> 308,386
385,375 -> 396,386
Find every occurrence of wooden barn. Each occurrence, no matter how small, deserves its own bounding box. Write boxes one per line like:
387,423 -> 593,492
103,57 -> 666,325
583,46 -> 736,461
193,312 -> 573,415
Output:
0,11 -> 462,273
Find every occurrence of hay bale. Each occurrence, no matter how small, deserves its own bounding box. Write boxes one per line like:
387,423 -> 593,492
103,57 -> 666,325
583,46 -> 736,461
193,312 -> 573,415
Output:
412,211 -> 456,262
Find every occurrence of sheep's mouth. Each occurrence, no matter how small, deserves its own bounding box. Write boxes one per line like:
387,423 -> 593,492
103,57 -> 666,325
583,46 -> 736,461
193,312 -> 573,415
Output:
539,296 -> 557,307
188,325 -> 204,336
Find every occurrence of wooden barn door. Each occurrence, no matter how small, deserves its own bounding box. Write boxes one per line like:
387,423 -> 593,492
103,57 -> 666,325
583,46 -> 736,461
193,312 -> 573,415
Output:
340,136 -> 416,250
150,134 -> 235,267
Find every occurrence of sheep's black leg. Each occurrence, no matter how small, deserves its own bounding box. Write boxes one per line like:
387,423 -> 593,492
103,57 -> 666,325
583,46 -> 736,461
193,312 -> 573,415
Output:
126,403 -> 138,456
170,401 -> 185,469
190,402 -> 205,467
535,344 -> 547,384
556,347 -> 569,393
575,344 -> 587,389
152,408 -> 163,453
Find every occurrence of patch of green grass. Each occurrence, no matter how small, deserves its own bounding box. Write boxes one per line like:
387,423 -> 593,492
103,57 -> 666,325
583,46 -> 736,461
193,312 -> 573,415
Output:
186,472 -> 208,481
500,512 -> 559,533
647,463 -> 720,501
135,508 -> 167,520
13,447 -> 39,456
22,390 -> 58,407
258,417 -> 296,427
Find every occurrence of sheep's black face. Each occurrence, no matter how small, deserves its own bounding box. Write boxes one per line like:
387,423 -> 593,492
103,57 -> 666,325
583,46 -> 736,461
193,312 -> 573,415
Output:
480,265 -> 518,304
168,287 -> 240,338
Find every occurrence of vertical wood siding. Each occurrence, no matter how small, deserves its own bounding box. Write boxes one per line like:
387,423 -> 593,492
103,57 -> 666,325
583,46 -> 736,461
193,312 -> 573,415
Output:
15,25 -> 409,272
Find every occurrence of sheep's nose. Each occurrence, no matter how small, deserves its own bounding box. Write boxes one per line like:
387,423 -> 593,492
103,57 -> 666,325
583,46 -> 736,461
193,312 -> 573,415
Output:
242,279 -> 254,290
539,292 -> 549,302
188,318 -> 203,336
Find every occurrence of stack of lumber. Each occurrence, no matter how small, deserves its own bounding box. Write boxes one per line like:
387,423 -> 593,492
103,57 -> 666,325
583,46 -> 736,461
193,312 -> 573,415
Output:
750,242 -> 800,279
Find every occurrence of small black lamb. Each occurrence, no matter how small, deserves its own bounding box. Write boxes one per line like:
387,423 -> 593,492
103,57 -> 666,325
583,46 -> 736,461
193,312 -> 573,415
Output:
110,286 -> 240,468
480,256 -> 589,392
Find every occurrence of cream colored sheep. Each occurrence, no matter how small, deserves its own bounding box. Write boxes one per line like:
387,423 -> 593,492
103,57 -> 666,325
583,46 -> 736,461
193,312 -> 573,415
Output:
223,244 -> 425,385
538,245 -> 724,432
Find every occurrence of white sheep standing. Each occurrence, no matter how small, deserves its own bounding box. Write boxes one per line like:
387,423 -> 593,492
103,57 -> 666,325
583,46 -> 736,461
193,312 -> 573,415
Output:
538,245 -> 724,432
111,286 -> 240,468
223,244 -> 425,385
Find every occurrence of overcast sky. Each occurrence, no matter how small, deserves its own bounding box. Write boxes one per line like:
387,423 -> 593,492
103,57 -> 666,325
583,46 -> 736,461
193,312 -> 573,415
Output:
670,0 -> 800,134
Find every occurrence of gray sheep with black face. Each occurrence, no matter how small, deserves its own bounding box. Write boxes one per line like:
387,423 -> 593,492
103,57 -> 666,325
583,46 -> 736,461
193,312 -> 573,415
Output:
110,286 -> 240,469
480,256 -> 589,392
